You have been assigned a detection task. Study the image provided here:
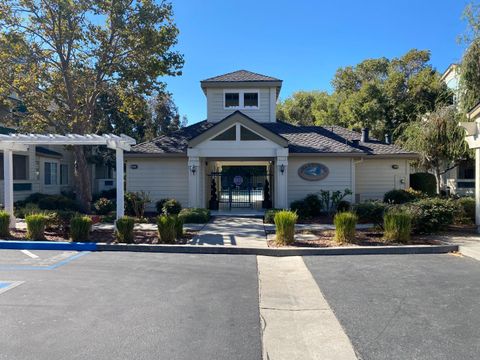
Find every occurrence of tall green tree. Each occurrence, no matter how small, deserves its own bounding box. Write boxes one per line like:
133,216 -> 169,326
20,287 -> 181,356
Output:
399,106 -> 469,194
0,0 -> 184,209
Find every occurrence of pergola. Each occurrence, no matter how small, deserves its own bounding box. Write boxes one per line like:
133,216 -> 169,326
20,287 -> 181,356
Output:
0,133 -> 136,228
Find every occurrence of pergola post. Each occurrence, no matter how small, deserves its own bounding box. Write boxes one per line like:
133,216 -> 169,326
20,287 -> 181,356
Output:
3,148 -> 15,228
116,147 -> 125,220
476,148 -> 480,232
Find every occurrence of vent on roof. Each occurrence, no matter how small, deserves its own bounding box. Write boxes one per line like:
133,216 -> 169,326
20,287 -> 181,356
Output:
351,139 -> 360,146
361,128 -> 369,142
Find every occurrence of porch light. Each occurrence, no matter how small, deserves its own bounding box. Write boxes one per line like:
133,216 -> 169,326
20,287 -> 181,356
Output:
280,164 -> 285,174
190,165 -> 197,175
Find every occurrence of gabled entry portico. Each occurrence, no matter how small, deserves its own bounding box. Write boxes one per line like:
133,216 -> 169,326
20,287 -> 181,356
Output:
186,111 -> 289,209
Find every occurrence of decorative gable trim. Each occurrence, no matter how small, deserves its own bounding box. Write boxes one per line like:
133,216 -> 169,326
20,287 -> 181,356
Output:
188,111 -> 289,148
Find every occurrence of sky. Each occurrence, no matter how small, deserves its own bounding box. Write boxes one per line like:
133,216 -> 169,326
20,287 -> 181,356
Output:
163,0 -> 471,125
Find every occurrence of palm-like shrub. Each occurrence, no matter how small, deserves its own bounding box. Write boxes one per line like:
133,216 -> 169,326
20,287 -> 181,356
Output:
334,212 -> 357,243
70,216 -> 92,242
157,215 -> 177,244
274,210 -> 298,245
173,215 -> 183,238
384,211 -> 412,243
115,216 -> 135,243
25,214 -> 48,240
0,211 -> 10,237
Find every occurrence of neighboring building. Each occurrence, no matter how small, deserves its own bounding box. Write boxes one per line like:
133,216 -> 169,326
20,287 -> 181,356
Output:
439,64 -> 475,196
126,70 -> 417,212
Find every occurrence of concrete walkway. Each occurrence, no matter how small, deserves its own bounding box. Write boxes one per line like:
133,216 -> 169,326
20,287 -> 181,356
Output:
439,233 -> 480,261
258,256 -> 357,360
188,216 -> 267,248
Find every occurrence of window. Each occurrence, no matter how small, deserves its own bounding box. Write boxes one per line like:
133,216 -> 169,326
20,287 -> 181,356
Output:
240,126 -> 264,141
225,93 -> 240,108
458,160 -> 474,179
35,161 -> 40,180
211,126 -> 236,141
0,154 -> 28,180
224,90 -> 259,109
244,92 -> 259,108
44,162 -> 58,185
60,164 -> 68,185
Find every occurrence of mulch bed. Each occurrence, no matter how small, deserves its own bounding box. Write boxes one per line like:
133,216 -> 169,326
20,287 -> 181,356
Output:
4,227 -> 196,244
267,229 -> 444,248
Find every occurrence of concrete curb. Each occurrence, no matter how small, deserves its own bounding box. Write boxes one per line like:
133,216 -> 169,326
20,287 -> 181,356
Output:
0,240 -> 458,256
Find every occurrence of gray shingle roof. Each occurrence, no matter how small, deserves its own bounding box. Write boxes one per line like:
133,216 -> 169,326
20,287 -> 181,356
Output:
129,116 -> 415,157
201,70 -> 281,83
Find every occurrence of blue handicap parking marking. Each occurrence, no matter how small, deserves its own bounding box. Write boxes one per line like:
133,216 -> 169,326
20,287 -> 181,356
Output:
0,250 -> 90,271
0,280 -> 24,294
0,281 -> 11,289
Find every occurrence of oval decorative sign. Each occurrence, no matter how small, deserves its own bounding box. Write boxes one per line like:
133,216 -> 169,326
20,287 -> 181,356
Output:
233,175 -> 243,186
298,163 -> 329,181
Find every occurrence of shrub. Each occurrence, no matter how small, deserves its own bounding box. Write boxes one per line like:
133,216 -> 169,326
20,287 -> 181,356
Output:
54,210 -> 78,237
404,198 -> 458,234
455,197 -> 475,224
383,189 -> 416,204
264,209 -> 282,224
37,194 -> 81,211
410,172 -> 437,196
125,191 -> 151,218
70,216 -> 92,242
0,211 -> 10,237
157,215 -> 177,244
290,200 -> 310,220
274,210 -> 298,245
25,214 -> 48,240
94,197 -> 115,215
304,194 -> 321,216
115,216 -> 135,244
352,201 -> 387,227
336,200 -> 351,213
334,212 -> 357,243
162,199 -> 182,215
319,189 -> 352,215
383,211 -> 412,243
178,208 -> 210,223
15,203 -> 41,219
92,188 -> 116,202
173,215 -> 184,238
155,199 -> 169,214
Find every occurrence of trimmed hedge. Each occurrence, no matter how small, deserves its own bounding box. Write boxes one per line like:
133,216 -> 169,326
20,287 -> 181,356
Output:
157,215 -> 177,244
352,201 -> 387,227
70,216 -> 92,242
274,210 -> 298,245
403,198 -> 458,234
25,214 -> 48,240
334,212 -> 357,243
178,208 -> 210,224
383,211 -> 412,243
456,197 -> 475,224
383,189 -> 416,204
0,211 -> 10,237
115,216 -> 135,243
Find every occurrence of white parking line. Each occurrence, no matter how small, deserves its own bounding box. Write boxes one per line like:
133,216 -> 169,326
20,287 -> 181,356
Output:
0,281 -> 24,295
20,250 -> 39,259
257,256 -> 357,360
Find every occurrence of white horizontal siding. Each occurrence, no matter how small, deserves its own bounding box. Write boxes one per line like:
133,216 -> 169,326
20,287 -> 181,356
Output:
355,159 -> 409,201
206,88 -> 271,123
126,158 -> 188,211
287,157 -> 353,206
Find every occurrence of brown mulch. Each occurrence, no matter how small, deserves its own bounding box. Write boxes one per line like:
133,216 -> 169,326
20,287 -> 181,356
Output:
268,229 -> 444,248
4,228 -> 196,244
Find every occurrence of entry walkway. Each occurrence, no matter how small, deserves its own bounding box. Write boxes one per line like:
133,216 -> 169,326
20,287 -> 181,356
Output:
188,216 -> 267,248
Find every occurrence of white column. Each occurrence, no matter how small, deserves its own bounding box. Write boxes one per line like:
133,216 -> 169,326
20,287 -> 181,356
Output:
188,156 -> 201,208
116,147 -> 125,220
476,148 -> 480,233
275,154 -> 288,209
3,148 -> 15,228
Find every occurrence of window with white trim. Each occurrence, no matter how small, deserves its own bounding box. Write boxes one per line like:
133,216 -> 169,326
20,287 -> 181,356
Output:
224,90 -> 259,109
44,162 -> 58,185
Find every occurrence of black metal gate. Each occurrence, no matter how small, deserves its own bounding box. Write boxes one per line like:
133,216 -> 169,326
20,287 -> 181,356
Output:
208,170 -> 273,210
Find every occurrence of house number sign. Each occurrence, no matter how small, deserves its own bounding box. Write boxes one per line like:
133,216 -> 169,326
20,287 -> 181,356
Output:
298,163 -> 329,181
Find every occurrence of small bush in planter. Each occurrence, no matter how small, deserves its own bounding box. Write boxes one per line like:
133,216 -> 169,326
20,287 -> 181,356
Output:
115,216 -> 135,243
155,199 -> 169,214
25,214 -> 48,240
0,211 -> 10,237
404,198 -> 457,234
264,209 -> 282,224
455,197 -> 475,224
173,215 -> 184,238
178,208 -> 210,223
334,212 -> 357,244
383,211 -> 412,243
274,210 -> 298,245
70,216 -> 93,242
157,215 -> 177,244
94,197 -> 115,215
290,200 -> 310,220
162,199 -> 182,215
304,194 -> 321,216
336,200 -> 351,213
352,201 -> 387,227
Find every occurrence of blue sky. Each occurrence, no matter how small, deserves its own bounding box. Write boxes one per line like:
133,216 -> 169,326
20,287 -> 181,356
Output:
164,0 -> 470,124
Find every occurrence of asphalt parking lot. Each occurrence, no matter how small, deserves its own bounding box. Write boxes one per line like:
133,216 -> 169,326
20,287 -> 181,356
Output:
0,250 -> 262,360
304,254 -> 480,360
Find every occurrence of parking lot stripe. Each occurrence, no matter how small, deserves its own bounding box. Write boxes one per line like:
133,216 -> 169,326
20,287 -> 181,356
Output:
257,256 -> 357,360
20,250 -> 39,259
0,281 -> 24,295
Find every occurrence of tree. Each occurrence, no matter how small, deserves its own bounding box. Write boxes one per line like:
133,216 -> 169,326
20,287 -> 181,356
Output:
460,3 -> 480,113
0,0 -> 184,210
150,92 -> 184,138
399,106 -> 469,194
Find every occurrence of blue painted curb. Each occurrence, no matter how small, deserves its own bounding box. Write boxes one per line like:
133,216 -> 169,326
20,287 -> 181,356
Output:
0,240 -> 97,251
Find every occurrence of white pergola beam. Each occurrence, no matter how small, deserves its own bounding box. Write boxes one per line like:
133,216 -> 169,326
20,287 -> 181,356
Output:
0,133 -> 136,228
